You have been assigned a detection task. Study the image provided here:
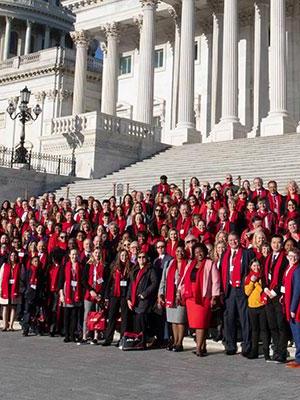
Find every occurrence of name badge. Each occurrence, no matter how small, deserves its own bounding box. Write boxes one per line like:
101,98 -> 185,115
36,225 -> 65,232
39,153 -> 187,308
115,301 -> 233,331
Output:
180,229 -> 184,235
9,279 -> 14,285
30,284 -> 37,290
120,280 -> 127,287
281,286 -> 285,294
268,273 -> 272,281
19,252 -> 24,257
71,280 -> 77,288
97,278 -> 104,285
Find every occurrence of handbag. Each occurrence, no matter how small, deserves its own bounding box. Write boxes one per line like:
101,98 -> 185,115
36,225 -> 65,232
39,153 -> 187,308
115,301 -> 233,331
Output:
86,310 -> 106,332
119,331 -> 145,351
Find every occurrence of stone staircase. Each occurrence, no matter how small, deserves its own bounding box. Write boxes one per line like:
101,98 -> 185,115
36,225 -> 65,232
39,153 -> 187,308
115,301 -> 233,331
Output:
54,133 -> 300,201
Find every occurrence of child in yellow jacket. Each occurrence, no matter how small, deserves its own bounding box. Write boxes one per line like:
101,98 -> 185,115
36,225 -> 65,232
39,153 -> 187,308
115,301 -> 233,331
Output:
244,259 -> 269,360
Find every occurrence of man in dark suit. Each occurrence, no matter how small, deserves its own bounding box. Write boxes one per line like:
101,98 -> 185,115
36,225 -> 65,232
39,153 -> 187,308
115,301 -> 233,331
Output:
151,175 -> 170,198
220,232 -> 253,356
151,241 -> 173,347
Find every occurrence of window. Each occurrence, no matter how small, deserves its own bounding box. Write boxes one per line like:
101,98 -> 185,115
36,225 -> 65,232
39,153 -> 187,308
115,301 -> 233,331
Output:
194,41 -> 198,62
154,48 -> 164,69
153,116 -> 161,128
9,32 -> 18,56
119,55 -> 132,75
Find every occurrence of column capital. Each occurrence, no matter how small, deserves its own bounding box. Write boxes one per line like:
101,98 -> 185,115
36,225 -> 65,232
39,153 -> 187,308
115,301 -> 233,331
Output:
101,22 -> 120,40
168,5 -> 181,27
70,30 -> 90,48
100,41 -> 107,55
140,0 -> 159,9
133,14 -> 143,31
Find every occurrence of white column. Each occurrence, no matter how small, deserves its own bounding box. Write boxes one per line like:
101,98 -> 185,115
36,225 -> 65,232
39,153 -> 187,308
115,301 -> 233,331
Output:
210,10 -> 223,130
251,1 -> 269,136
173,0 -> 199,145
135,0 -> 158,125
24,20 -> 32,55
70,30 -> 89,115
210,0 -> 246,141
44,26 -> 50,49
101,23 -> 119,116
261,0 -> 296,135
3,17 -> 12,60
168,6 -> 181,130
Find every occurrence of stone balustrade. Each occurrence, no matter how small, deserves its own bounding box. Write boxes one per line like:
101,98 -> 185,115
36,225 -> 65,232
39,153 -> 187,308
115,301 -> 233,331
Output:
49,111 -> 162,142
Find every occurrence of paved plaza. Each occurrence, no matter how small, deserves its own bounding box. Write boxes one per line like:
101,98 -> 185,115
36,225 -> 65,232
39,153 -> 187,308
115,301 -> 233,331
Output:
0,331 -> 298,400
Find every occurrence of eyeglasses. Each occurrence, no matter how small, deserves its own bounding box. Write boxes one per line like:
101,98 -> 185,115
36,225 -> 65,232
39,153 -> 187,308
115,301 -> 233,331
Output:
60,235 -> 66,239
186,240 -> 196,244
155,209 -> 162,212
138,256 -> 146,259
157,245 -> 165,249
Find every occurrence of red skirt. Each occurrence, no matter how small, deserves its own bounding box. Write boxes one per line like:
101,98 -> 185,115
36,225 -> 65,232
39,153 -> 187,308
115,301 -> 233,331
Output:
186,283 -> 212,329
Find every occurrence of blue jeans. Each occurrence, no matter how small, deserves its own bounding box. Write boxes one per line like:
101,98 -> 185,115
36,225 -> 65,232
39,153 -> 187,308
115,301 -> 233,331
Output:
290,320 -> 300,364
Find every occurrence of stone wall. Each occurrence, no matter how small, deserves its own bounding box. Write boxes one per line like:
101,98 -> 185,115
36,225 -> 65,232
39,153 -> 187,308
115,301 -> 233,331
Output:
0,166 -> 79,203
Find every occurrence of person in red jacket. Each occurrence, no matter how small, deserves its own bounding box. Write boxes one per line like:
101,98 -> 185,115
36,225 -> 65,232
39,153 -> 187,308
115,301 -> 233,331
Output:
59,248 -> 83,343
0,251 -> 22,331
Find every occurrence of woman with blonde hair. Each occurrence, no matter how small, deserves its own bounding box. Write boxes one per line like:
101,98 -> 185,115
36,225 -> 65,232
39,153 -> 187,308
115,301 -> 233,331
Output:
251,230 -> 266,261
286,180 -> 300,207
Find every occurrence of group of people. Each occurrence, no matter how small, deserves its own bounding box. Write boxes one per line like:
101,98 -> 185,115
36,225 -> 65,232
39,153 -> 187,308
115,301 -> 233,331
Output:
0,174 -> 300,369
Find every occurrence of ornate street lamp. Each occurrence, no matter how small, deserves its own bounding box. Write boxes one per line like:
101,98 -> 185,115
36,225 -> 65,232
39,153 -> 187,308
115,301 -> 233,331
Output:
7,87 -> 42,164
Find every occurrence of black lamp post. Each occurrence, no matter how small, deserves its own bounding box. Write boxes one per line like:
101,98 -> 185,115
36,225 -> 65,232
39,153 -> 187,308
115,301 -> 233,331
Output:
7,87 -> 42,164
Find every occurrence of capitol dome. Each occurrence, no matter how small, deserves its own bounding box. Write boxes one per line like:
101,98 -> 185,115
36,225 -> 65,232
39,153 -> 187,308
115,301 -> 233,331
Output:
0,0 -> 74,60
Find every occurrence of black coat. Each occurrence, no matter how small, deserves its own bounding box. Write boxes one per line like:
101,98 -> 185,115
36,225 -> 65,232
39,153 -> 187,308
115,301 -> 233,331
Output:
127,265 -> 158,313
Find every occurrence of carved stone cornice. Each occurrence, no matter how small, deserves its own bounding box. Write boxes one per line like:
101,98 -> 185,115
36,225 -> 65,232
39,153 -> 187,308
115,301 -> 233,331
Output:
58,89 -> 73,100
65,0 -> 102,11
70,30 -> 90,48
100,41 -> 107,55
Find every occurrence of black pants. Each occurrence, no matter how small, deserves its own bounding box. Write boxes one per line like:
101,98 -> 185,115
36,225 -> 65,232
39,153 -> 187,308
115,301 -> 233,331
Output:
105,297 -> 129,343
48,292 -> 58,335
134,312 -> 148,345
265,299 -> 289,359
224,287 -> 251,353
23,301 -> 38,334
64,306 -> 80,340
248,306 -> 269,357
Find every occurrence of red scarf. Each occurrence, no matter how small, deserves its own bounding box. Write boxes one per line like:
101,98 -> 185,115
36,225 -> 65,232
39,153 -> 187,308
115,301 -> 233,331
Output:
65,261 -> 82,304
29,263 -> 39,286
284,264 -> 300,322
165,259 -> 187,308
182,259 -> 207,305
244,271 -> 261,286
1,263 -> 21,299
264,251 -> 285,291
221,247 -> 243,292
131,267 -> 147,307
113,269 -> 123,297
48,263 -> 60,292
157,183 -> 169,194
166,240 -> 178,258
85,262 -> 104,301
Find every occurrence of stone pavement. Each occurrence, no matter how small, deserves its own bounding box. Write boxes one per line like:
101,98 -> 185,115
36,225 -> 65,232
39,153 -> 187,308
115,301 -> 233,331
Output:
0,329 -> 298,400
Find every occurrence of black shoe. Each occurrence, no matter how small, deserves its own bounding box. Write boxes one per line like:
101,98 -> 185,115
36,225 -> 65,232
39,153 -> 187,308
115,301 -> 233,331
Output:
241,351 -> 250,358
247,352 -> 258,360
193,350 -> 201,357
90,339 -> 98,345
22,331 -> 28,337
173,345 -> 183,352
77,339 -> 88,346
225,350 -> 236,356
64,338 -> 70,343
101,341 -> 112,347
115,340 -> 120,348
166,342 -> 174,351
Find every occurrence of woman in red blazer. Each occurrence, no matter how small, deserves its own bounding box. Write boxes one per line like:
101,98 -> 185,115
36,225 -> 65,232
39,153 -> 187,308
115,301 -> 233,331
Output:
181,243 -> 220,357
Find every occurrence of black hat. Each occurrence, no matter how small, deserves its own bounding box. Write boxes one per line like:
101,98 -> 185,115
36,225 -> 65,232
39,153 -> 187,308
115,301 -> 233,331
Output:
160,175 -> 168,181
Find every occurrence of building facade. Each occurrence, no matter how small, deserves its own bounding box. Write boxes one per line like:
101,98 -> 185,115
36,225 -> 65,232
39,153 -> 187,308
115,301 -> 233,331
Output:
63,0 -> 300,145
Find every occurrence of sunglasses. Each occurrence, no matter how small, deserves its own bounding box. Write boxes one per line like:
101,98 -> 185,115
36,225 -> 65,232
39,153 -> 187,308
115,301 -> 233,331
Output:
157,245 -> 165,249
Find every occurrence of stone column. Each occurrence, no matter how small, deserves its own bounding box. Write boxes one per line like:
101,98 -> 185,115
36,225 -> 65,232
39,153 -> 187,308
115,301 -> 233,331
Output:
100,23 -> 120,116
136,0 -> 158,125
168,6 -> 181,130
24,20 -> 32,55
3,17 -> 12,60
70,30 -> 89,115
44,26 -> 50,49
174,0 -> 198,144
261,0 -> 296,135
210,4 -> 223,130
210,0 -> 246,141
251,1 -> 269,136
